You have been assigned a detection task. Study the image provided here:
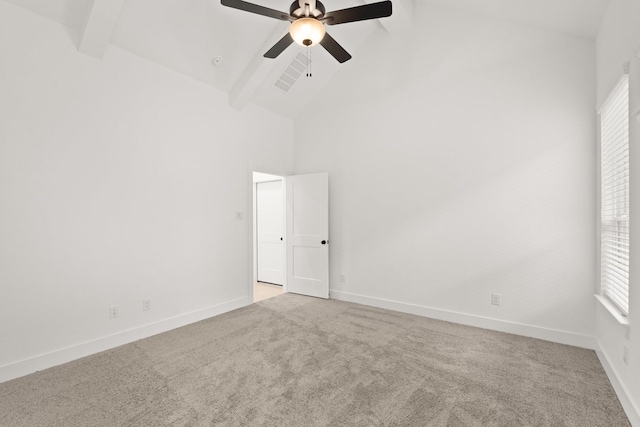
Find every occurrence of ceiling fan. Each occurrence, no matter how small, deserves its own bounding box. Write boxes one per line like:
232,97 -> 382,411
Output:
221,0 -> 392,63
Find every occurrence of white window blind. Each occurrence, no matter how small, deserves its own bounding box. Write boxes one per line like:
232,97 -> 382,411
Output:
600,74 -> 630,316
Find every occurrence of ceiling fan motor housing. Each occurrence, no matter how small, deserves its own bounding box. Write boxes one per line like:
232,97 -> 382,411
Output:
290,1 -> 325,18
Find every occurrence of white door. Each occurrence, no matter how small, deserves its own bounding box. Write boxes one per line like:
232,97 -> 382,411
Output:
286,172 -> 329,299
257,180 -> 285,285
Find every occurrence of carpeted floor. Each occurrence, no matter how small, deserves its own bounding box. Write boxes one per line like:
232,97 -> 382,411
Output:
0,294 -> 630,426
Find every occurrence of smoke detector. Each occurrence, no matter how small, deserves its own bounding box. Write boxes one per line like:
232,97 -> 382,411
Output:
212,56 -> 224,67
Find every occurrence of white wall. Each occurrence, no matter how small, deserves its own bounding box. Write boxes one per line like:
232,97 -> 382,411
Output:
596,0 -> 640,423
295,4 -> 596,345
0,1 -> 293,381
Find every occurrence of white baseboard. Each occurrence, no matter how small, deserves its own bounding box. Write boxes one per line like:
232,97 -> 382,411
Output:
330,290 -> 597,349
0,296 -> 252,384
596,346 -> 640,426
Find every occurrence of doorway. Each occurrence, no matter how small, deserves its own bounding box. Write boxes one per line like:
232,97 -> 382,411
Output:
253,172 -> 285,302
251,171 -> 330,302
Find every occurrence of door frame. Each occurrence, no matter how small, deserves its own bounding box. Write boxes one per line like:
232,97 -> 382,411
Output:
251,171 -> 287,301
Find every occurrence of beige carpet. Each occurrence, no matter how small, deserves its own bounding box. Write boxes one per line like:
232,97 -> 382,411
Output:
0,294 -> 630,426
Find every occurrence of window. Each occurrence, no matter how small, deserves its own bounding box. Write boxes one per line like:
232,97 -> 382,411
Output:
600,74 -> 630,317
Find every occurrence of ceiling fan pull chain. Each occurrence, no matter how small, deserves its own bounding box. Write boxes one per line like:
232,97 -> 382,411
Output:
306,45 -> 312,77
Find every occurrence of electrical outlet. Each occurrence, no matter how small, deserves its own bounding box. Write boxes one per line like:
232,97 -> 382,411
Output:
143,298 -> 151,311
109,305 -> 119,319
623,346 -> 629,365
491,294 -> 501,306
340,273 -> 346,283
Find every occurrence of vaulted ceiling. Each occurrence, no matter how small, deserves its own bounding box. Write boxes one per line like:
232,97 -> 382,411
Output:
4,0 -> 611,118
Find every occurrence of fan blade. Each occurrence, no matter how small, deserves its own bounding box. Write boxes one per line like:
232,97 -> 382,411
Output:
264,33 -> 294,58
319,32 -> 351,63
322,1 -> 392,25
221,0 -> 291,21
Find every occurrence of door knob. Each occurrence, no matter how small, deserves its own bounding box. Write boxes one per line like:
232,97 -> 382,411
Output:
321,240 -> 327,245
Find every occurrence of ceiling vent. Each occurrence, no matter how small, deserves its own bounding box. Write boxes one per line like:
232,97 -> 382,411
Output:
273,51 -> 309,94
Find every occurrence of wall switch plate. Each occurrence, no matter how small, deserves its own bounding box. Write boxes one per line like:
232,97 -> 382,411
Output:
109,305 -> 119,318
143,299 -> 151,311
340,273 -> 346,283
623,346 -> 629,365
491,294 -> 501,306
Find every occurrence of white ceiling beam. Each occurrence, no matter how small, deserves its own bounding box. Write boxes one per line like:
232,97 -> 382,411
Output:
78,0 -> 125,59
368,0 -> 413,34
229,22 -> 289,110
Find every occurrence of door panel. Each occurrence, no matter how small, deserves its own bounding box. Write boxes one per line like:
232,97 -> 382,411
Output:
293,246 -> 322,280
257,180 -> 285,285
286,172 -> 329,299
292,179 -> 323,236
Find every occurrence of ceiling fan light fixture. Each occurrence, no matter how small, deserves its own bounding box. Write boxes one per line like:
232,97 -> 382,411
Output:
289,18 -> 325,47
